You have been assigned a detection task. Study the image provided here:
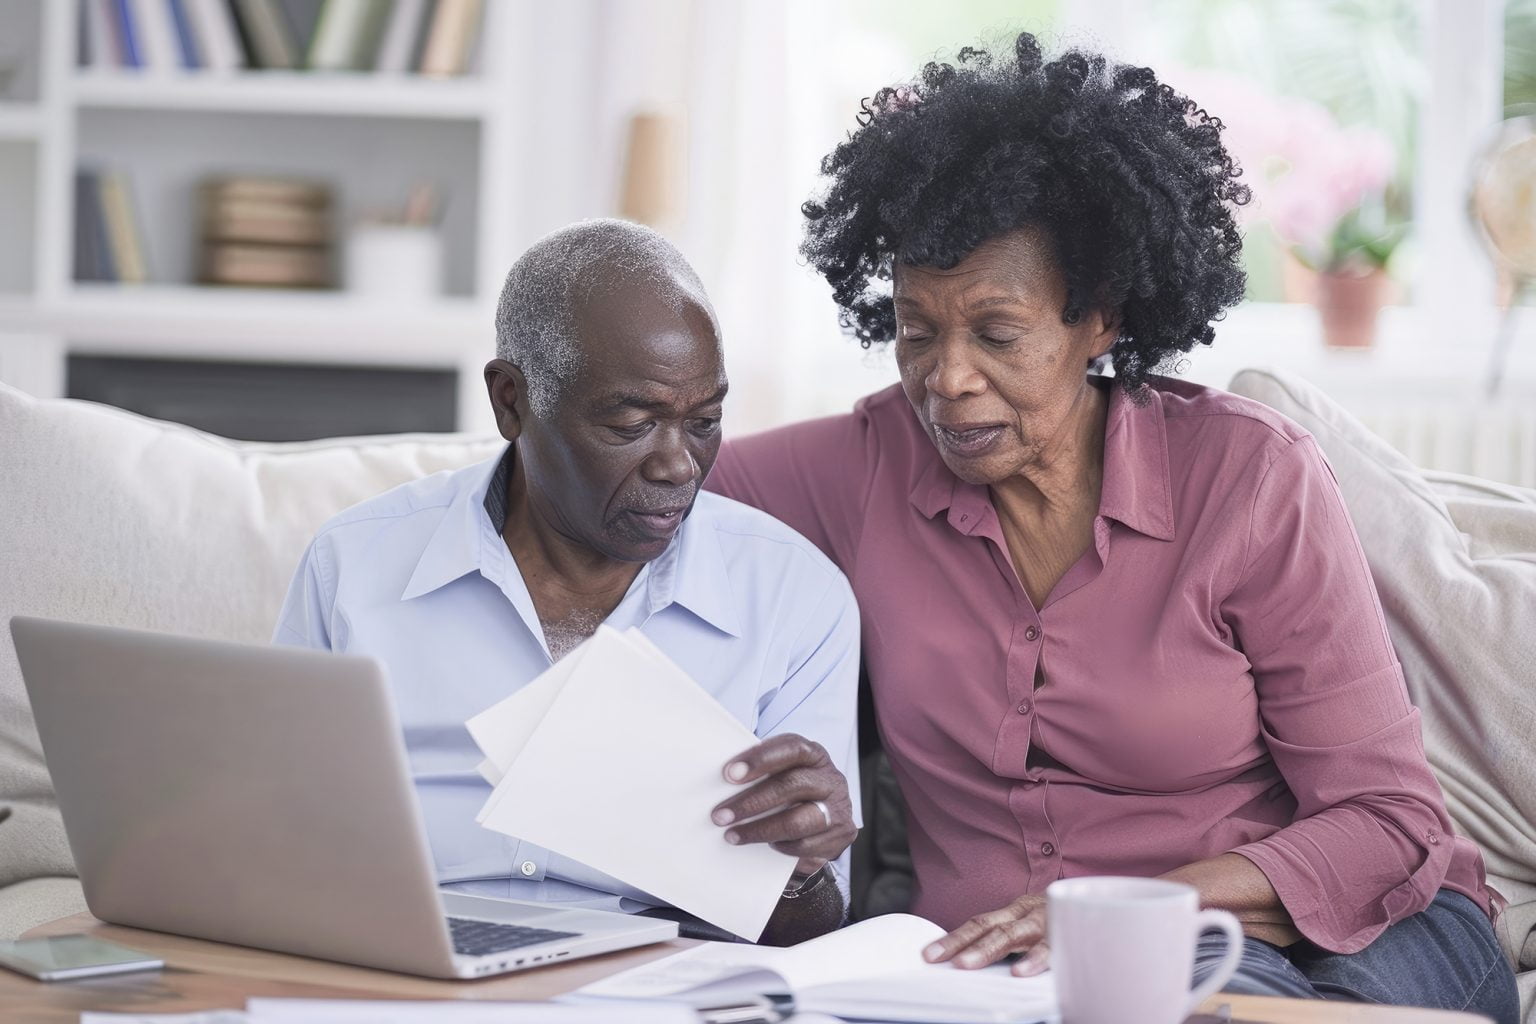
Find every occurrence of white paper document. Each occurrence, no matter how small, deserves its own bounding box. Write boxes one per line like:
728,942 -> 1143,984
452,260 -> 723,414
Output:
578,913 -> 1059,1024
467,626 -> 797,941
245,998 -> 693,1022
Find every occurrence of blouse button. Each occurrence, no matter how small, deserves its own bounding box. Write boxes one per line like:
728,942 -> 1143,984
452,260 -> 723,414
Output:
1025,626 -> 1040,642
1427,830 -> 1440,845
1017,699 -> 1032,715
1041,842 -> 1056,856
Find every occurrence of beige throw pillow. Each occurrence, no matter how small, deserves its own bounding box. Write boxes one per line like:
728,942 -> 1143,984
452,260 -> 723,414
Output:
1227,368 -> 1536,978
0,381 -> 499,898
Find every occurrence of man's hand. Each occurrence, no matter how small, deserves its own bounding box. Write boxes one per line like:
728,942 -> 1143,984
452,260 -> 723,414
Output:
711,733 -> 856,875
922,894 -> 1050,976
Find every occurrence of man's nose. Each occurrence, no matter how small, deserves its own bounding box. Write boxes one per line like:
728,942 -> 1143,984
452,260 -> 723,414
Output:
640,428 -> 698,487
926,334 -> 986,400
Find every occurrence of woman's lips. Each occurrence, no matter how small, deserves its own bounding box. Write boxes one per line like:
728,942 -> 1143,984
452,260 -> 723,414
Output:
933,422 -> 1006,457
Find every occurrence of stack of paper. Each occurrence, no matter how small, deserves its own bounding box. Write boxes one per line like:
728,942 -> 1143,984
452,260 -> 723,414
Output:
467,626 -> 798,941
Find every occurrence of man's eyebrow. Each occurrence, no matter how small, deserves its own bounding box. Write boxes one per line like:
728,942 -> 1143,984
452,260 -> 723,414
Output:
597,384 -> 728,414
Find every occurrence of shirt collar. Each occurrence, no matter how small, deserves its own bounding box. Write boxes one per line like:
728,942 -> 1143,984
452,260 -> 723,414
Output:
906,378 -> 1176,542
399,449 -> 508,602
400,445 -> 745,635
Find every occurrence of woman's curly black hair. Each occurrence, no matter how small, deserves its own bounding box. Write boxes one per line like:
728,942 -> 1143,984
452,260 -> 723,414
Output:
801,32 -> 1251,392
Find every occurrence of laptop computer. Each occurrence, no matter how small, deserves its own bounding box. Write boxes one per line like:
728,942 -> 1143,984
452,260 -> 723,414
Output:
9,615 -> 677,979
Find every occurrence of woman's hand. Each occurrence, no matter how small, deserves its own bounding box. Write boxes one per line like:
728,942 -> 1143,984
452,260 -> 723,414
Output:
922,894 -> 1051,976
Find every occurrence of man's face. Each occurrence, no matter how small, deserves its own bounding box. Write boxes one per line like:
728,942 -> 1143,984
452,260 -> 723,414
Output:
511,282 -> 727,563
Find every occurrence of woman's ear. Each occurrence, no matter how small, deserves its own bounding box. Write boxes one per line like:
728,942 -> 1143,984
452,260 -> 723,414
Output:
1088,307 -> 1121,361
483,359 -> 530,443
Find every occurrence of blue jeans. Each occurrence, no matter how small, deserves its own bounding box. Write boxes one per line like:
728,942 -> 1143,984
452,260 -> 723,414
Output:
1192,889 -> 1518,1024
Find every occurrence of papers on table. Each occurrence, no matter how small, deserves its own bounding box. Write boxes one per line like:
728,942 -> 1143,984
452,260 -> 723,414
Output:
84,1003 -> 694,1023
246,999 -> 693,1022
466,625 -> 798,941
578,913 -> 1059,1024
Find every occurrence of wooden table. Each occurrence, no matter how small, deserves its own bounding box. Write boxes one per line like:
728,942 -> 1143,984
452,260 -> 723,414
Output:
0,913 -> 1492,1024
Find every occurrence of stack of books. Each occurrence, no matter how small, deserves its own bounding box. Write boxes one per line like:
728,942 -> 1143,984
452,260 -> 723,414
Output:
74,169 -> 151,284
78,0 -> 484,76
199,176 -> 335,288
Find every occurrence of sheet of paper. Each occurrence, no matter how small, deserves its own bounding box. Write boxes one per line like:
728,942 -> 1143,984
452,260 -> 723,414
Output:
476,625 -> 795,940
81,1014 -> 247,1024
466,637 -> 596,790
246,999 -> 692,1023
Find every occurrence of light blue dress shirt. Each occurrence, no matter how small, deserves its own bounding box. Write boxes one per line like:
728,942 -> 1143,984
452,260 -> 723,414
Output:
273,447 -> 861,913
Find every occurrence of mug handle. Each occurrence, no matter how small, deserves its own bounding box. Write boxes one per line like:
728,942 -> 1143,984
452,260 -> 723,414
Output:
1185,908 -> 1245,1016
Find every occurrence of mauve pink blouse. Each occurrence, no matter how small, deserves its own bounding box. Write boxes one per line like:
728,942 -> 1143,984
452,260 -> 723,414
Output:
706,377 -> 1494,954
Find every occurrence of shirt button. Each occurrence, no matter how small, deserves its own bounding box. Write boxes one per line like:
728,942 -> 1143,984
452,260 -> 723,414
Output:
1041,842 -> 1056,856
520,860 -> 538,876
1427,830 -> 1440,845
1024,626 -> 1040,642
1017,699 -> 1032,715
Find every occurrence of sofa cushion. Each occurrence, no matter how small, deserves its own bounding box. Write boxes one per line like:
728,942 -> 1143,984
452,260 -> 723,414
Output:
0,381 -> 499,909
1227,369 -> 1536,977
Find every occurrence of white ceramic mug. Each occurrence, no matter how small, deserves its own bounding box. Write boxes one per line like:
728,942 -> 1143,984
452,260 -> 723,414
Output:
1047,876 -> 1245,1024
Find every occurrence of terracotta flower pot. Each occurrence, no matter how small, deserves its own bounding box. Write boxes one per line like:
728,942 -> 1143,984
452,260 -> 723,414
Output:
1315,268 -> 1389,349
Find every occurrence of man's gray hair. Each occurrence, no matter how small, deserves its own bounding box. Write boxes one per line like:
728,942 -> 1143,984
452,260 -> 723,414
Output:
494,218 -> 717,416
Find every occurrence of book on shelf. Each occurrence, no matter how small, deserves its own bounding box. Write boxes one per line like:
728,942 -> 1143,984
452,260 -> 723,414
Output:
374,0 -> 430,74
165,0 -> 203,68
418,0 -> 483,77
201,242 -> 333,287
229,0 -> 300,69
111,0 -> 143,67
183,0 -> 246,72
125,0 -> 181,72
576,914 -> 1058,1024
199,175 -> 335,288
79,0 -> 120,69
74,169 -> 150,284
306,0 -> 393,72
72,170 -> 116,282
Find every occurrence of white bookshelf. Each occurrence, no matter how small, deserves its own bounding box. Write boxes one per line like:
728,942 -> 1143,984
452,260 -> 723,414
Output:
0,1 -> 532,435
70,71 -> 497,120
0,103 -> 42,139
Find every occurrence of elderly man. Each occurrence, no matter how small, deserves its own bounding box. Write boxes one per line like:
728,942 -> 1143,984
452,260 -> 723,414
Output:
274,219 -> 860,944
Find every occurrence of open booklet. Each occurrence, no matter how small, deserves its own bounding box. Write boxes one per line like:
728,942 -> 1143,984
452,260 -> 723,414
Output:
575,914 -> 1058,1023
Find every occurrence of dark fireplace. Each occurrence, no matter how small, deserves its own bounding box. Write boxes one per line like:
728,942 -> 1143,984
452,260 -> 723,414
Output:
67,355 -> 458,442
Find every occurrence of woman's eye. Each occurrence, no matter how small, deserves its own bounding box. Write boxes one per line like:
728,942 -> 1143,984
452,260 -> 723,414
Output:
979,331 -> 1021,347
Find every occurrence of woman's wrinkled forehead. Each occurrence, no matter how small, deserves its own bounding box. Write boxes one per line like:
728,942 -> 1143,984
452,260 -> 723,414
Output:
894,227 -> 1064,309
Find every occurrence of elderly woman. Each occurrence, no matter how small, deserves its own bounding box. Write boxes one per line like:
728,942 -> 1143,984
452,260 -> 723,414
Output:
707,33 -> 1518,1019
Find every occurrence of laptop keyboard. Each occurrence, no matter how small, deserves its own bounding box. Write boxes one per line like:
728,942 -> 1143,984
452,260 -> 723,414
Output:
447,916 -> 581,957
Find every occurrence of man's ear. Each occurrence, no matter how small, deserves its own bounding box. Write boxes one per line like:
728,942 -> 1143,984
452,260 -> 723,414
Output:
484,359 -> 530,443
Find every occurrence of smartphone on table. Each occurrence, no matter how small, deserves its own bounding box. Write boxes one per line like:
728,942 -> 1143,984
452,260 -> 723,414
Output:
0,934 -> 164,981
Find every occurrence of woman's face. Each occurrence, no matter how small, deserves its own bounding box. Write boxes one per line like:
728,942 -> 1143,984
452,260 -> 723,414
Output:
893,227 -> 1118,486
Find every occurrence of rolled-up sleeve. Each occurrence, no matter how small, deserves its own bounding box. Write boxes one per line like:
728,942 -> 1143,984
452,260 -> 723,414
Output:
1222,436 -> 1458,953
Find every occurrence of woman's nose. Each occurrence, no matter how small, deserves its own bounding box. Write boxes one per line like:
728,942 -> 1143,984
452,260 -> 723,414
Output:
926,336 -> 986,400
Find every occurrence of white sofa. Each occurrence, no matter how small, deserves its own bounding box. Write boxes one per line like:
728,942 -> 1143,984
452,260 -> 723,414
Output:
1,372 -> 1532,1018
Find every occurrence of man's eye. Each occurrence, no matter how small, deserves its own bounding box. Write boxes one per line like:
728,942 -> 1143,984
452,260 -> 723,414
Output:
608,423 -> 652,440
980,334 -> 1019,346
690,417 -> 721,437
